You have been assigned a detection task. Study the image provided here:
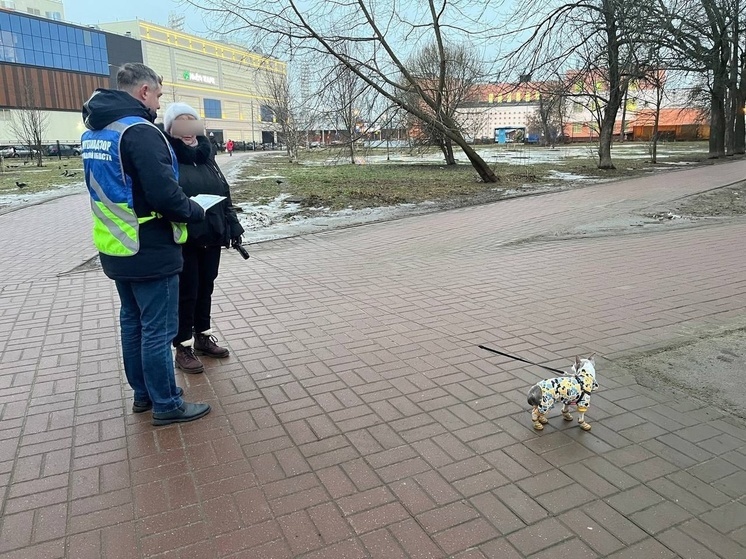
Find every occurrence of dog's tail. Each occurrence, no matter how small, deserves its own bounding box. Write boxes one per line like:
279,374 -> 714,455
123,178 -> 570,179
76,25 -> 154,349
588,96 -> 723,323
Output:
527,385 -> 542,407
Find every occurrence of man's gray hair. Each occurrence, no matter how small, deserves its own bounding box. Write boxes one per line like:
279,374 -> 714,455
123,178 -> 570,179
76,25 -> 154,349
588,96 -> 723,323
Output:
116,63 -> 162,92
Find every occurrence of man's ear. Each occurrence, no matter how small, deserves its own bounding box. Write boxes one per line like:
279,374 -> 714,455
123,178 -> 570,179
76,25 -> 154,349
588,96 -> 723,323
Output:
136,82 -> 149,101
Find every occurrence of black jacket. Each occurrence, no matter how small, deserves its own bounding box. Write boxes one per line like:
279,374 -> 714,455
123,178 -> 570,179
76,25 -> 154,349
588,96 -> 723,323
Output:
82,89 -> 205,281
166,135 -> 244,247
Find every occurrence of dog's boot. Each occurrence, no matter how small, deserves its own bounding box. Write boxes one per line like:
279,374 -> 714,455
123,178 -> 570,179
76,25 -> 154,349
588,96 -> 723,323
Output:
579,421 -> 592,431
562,411 -> 573,421
532,421 -> 544,430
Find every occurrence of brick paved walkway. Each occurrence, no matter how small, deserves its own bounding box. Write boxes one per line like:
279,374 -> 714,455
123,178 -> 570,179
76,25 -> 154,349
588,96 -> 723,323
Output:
1,160 -> 746,558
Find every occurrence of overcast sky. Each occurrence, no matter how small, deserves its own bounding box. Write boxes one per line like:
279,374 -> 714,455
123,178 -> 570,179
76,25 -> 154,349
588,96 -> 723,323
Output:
63,0 -> 209,34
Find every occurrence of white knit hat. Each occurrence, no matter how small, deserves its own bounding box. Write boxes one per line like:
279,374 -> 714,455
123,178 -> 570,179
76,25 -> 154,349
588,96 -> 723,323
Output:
163,102 -> 200,134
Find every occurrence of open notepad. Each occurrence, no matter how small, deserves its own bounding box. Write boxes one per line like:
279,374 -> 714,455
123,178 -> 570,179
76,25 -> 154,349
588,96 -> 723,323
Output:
190,194 -> 226,211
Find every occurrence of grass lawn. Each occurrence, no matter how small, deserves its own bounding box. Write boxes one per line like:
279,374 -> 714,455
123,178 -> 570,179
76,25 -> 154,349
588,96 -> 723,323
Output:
0,157 -> 84,195
231,142 -> 715,210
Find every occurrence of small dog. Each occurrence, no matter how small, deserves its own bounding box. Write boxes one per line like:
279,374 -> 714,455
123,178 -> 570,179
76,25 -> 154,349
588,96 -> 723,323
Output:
527,355 -> 598,431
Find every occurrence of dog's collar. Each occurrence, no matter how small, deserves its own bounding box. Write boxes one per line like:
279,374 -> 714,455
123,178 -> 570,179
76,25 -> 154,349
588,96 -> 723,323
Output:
574,375 -> 591,404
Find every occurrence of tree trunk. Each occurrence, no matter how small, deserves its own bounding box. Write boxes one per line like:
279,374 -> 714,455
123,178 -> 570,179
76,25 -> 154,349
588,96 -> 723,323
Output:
441,139 -> 456,165
726,2 -> 739,155
709,90 -> 727,158
348,140 -> 355,164
736,54 -> 746,154
438,112 -> 497,182
619,89 -> 628,142
651,113 -> 660,164
597,82 -> 621,169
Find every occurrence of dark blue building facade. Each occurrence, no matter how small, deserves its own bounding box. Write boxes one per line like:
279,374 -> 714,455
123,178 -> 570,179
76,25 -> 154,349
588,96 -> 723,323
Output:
0,10 -> 109,76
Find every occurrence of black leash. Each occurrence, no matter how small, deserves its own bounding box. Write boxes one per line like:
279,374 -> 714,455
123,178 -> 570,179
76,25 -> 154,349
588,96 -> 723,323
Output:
478,345 -> 567,375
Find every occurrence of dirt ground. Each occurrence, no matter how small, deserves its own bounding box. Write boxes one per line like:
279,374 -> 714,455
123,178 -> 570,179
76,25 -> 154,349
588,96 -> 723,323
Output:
600,181 -> 746,422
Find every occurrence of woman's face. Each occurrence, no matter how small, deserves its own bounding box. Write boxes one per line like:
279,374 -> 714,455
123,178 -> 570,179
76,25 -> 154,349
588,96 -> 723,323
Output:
173,114 -> 198,145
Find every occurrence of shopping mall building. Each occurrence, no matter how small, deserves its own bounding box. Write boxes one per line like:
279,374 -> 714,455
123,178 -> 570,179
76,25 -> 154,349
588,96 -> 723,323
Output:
0,3 -> 285,146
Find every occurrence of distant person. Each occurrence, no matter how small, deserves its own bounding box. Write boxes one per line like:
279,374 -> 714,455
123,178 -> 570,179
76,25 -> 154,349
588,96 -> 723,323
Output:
81,63 -> 211,426
163,103 -> 245,374
226,138 -> 234,157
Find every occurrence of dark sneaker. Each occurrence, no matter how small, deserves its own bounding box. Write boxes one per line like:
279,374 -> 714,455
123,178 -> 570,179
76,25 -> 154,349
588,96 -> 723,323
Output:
152,402 -> 211,426
194,332 -> 230,358
133,387 -> 184,413
175,344 -> 205,373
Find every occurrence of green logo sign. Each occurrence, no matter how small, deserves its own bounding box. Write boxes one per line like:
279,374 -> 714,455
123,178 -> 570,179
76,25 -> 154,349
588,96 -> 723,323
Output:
182,70 -> 191,80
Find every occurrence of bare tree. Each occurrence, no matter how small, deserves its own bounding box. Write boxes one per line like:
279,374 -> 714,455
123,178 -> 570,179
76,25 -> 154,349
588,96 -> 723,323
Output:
531,77 -> 571,146
320,49 -> 379,164
264,64 -> 318,161
506,0 -> 654,169
643,69 -> 667,163
406,42 -> 484,164
653,0 -> 740,158
187,0 -> 500,182
9,83 -> 48,167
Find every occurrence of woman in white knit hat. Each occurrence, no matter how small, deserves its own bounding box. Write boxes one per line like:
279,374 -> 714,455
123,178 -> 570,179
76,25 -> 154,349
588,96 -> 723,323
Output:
163,102 -> 245,374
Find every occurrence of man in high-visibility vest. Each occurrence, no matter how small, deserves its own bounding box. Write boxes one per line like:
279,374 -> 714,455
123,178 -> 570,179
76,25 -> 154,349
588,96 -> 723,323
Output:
82,63 -> 210,426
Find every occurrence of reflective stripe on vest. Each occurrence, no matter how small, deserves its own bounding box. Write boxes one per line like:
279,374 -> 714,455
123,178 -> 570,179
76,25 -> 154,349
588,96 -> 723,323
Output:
83,116 -> 186,256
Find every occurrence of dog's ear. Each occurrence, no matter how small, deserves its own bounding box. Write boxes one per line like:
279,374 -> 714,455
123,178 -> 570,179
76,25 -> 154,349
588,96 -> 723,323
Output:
587,353 -> 596,364
574,355 -> 581,370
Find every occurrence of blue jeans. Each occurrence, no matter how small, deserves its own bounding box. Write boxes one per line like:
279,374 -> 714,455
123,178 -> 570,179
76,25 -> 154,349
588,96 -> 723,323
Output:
115,275 -> 183,413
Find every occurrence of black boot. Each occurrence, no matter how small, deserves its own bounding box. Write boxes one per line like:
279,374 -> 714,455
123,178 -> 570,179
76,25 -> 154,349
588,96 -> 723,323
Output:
194,330 -> 229,358
175,342 -> 205,373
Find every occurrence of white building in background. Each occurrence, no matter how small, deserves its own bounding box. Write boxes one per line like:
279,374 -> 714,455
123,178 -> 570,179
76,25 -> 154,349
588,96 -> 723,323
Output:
98,20 -> 286,146
0,0 -> 64,20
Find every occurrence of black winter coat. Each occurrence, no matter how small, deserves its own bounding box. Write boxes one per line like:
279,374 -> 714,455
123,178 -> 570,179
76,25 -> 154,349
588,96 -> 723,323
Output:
167,135 -> 244,247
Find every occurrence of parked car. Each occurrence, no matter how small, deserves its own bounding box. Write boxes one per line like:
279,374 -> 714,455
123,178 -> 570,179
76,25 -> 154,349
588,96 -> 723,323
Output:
46,144 -> 81,157
0,145 -> 38,158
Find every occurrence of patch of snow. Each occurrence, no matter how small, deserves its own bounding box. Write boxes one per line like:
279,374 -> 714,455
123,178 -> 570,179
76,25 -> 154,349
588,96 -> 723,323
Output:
0,181 -> 85,212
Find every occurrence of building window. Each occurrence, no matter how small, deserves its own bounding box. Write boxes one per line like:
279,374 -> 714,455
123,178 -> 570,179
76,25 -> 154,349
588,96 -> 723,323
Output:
46,12 -> 63,21
0,1 -> 15,8
27,8 -> 40,15
259,104 -> 274,122
204,98 -> 222,119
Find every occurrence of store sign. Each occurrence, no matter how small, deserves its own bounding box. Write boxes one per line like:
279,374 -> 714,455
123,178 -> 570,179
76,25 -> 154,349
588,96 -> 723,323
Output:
181,70 -> 217,85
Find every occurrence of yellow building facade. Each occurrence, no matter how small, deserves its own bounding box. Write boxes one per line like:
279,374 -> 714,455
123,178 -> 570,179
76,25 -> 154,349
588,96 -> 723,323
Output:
99,20 -> 286,145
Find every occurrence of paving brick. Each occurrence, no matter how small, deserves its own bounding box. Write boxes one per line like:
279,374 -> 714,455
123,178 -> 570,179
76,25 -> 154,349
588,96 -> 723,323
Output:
558,508 -> 626,556
527,537 -> 599,559
645,477 -> 713,515
516,468 -> 574,496
657,527 -> 722,559
629,499 -> 692,534
493,485 -> 549,525
679,518 -> 746,558
434,518 -> 500,556
278,510 -> 324,556
687,457 -> 741,483
605,537 -> 677,559
360,528 -> 409,559
389,517 -> 446,559
478,538 -> 523,559
535,483 -> 596,515
308,502 -> 353,544
582,500 -> 648,545
699,500 -> 746,533
506,517 -> 574,556
470,491 -> 525,535
623,456 -> 680,482
712,470 -> 746,498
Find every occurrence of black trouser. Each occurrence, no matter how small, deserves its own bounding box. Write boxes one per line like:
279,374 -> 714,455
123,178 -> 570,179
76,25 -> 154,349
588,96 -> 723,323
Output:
174,244 -> 221,345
